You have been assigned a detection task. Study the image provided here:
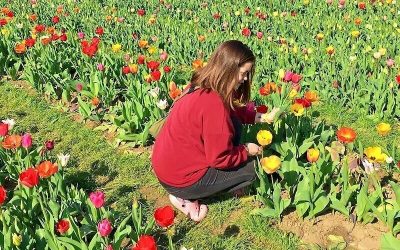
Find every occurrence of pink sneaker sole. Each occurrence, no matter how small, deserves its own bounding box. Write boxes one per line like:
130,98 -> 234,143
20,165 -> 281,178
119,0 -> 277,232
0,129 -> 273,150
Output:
168,194 -> 208,222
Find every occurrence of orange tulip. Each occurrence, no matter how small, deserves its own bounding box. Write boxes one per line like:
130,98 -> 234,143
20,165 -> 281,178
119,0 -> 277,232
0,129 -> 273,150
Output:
307,148 -> 320,163
29,14 -> 37,22
169,82 -> 182,100
138,40 -> 148,48
192,59 -> 204,70
91,97 -> 100,106
36,161 -> 58,178
41,37 -> 52,45
46,27 -> 56,35
15,42 -> 26,54
304,90 -> 318,103
337,127 -> 356,143
1,135 -> 22,149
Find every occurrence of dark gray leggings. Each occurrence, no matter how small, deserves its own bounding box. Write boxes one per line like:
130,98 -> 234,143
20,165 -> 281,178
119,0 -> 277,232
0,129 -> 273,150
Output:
159,114 -> 256,200
160,158 -> 257,200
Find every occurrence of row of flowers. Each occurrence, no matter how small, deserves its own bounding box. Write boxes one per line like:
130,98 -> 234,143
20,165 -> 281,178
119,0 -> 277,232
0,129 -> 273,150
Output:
0,119 -> 190,250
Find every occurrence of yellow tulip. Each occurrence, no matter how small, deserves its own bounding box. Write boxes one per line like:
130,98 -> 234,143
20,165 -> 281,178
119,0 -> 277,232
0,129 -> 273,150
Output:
278,69 -> 285,79
326,46 -> 335,55
351,30 -> 360,38
256,130 -> 273,146
307,148 -> 320,163
291,103 -> 305,116
1,28 -> 10,36
364,147 -> 387,164
111,43 -> 121,53
12,234 -> 22,246
148,46 -> 158,54
289,89 -> 298,98
316,33 -> 324,41
376,122 -> 391,136
234,11 -> 240,16
260,155 -> 281,174
379,48 -> 387,55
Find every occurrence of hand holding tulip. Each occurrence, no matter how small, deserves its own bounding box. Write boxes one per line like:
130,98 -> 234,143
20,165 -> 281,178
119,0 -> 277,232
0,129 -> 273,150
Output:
245,143 -> 262,156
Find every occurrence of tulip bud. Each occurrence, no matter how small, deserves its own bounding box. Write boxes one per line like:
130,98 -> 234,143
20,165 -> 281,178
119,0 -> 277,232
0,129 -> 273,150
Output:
22,133 -> 32,148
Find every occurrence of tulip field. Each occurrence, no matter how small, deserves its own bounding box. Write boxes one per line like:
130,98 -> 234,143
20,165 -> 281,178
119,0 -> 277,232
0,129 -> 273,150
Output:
1,0 -> 400,249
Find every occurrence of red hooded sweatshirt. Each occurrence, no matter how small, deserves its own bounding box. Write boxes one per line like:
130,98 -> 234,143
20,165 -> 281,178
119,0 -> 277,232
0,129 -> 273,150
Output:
151,88 -> 256,187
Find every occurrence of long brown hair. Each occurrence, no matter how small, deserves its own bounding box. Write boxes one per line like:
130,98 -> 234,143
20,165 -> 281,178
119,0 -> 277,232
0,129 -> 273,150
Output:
190,40 -> 256,109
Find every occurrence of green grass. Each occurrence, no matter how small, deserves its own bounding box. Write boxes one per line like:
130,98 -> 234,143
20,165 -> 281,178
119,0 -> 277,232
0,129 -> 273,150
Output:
0,80 -> 299,249
313,101 -> 400,157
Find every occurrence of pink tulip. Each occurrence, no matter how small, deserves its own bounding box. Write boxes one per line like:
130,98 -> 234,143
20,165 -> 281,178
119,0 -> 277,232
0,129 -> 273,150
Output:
97,219 -> 112,237
160,51 -> 168,61
105,245 -> 113,250
339,0 -> 345,5
97,63 -> 105,71
89,191 -> 105,208
22,133 -> 32,148
77,32 -> 85,39
76,83 -> 83,92
256,31 -> 263,39
283,71 -> 294,82
386,58 -> 395,67
326,0 -> 333,4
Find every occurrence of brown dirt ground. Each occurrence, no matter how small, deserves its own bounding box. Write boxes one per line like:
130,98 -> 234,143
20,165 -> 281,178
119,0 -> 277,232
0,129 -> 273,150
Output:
278,210 -> 387,250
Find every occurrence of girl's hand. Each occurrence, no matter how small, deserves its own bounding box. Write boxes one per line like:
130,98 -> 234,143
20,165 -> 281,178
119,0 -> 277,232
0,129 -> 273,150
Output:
244,143 -> 262,156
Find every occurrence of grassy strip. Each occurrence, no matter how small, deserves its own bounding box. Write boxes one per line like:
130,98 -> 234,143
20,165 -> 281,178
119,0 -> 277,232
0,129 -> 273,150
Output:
0,80 -> 298,250
313,102 -> 400,155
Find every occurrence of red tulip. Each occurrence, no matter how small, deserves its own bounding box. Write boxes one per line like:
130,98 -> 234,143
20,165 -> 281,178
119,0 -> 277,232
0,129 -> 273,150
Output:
256,105 -> 268,114
291,74 -> 302,84
45,140 -> 54,150
35,24 -> 45,33
213,13 -> 221,19
137,9 -> 146,16
52,16 -> 60,24
60,33 -> 67,42
0,18 -> 7,27
151,70 -> 161,81
154,205 -> 175,228
295,98 -> 311,108
163,66 -> 171,73
122,66 -> 131,75
138,55 -> 146,64
0,123 -> 8,136
396,75 -> 400,85
241,27 -> 251,37
19,168 -> 39,188
146,61 -> 160,71
25,37 -> 36,47
0,186 -> 7,205
56,219 -> 70,234
244,7 -> 251,15
95,27 -> 104,36
259,86 -> 269,96
132,235 -> 157,250
358,2 -> 366,10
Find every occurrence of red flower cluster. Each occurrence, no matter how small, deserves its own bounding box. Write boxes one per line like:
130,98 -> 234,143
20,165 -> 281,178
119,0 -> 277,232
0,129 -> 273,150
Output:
81,37 -> 100,57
